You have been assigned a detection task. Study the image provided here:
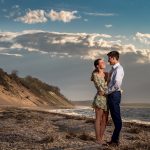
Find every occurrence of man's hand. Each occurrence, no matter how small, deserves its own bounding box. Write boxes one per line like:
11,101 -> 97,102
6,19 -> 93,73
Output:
98,91 -> 105,96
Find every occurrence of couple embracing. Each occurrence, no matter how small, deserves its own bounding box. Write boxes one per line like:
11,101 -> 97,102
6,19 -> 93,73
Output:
91,51 -> 124,146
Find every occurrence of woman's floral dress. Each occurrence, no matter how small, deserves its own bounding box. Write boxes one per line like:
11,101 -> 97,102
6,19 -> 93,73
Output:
92,73 -> 108,111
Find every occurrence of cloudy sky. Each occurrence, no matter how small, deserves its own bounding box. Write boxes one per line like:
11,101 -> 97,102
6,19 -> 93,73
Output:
0,0 -> 150,102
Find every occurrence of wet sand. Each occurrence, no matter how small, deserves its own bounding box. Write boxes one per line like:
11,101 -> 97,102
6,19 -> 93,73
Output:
0,107 -> 149,150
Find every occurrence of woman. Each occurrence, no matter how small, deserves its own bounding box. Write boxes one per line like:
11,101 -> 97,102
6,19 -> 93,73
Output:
91,58 -> 109,145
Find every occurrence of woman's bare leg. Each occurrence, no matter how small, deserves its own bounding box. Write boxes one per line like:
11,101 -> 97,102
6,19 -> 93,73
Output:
95,108 -> 103,143
99,111 -> 109,141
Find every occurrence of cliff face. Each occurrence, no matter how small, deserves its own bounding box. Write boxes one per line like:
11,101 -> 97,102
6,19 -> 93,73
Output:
0,68 -> 73,108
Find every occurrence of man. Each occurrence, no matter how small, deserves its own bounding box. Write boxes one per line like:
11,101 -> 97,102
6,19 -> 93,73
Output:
106,51 -> 124,146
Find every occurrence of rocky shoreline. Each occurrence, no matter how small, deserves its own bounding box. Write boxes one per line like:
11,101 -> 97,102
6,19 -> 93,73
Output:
0,107 -> 149,150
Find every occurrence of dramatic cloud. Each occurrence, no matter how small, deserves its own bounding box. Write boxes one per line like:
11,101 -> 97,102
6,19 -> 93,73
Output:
0,30 -> 150,63
15,10 -> 47,24
135,32 -> 150,45
47,9 -> 80,23
105,24 -> 112,28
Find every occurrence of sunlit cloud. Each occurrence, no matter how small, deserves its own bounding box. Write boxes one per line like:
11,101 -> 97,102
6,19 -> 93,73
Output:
47,9 -> 80,23
15,9 -> 47,24
134,32 -> 150,45
0,31 -> 20,41
15,9 -> 80,24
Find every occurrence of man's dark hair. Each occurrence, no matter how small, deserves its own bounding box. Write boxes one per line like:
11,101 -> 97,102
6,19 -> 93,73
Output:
107,51 -> 119,60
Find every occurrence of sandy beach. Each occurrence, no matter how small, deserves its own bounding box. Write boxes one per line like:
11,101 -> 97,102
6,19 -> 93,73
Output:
0,106 -> 149,150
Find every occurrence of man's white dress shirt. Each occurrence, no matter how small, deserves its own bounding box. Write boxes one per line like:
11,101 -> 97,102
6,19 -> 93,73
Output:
107,63 -> 124,94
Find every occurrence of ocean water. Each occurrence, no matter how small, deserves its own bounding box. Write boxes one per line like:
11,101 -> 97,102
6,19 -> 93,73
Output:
48,106 -> 150,125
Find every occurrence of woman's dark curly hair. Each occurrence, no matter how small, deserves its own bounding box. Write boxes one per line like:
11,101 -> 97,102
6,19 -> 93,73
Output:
91,58 -> 101,81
